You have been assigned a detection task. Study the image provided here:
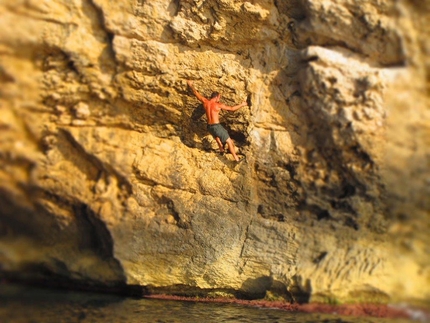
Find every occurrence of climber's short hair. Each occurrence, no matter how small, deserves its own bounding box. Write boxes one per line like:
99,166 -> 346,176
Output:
210,91 -> 220,99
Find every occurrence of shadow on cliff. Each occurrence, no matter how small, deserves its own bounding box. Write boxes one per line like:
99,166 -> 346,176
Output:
248,1 -> 390,231
179,103 -> 208,150
0,189 -> 131,294
239,276 -> 310,303
265,54 -> 384,231
144,276 -> 310,303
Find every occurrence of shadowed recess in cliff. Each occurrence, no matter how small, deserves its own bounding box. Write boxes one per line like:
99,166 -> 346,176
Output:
0,190 -> 127,285
0,189 -> 49,241
74,204 -> 115,259
239,276 -> 296,301
144,276 -> 309,303
275,0 -> 307,21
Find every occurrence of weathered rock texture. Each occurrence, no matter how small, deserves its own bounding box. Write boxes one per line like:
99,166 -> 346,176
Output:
0,0 -> 429,305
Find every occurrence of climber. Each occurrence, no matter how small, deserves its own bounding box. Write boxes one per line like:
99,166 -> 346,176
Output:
187,80 -> 247,162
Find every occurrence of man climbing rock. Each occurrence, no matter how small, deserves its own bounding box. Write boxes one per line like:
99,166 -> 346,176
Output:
187,80 -> 248,162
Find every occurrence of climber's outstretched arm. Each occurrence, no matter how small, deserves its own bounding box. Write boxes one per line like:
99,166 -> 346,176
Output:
219,102 -> 248,112
187,80 -> 207,103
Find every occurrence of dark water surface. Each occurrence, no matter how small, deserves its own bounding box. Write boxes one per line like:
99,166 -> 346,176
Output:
0,284 -> 414,323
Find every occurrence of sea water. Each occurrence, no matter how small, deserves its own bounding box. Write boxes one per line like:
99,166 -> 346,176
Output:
0,284 -> 415,323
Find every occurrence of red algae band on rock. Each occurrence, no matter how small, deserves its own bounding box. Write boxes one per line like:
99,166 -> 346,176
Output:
144,294 -> 417,320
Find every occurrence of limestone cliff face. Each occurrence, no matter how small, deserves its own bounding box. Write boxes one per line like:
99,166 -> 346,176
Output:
0,0 -> 429,304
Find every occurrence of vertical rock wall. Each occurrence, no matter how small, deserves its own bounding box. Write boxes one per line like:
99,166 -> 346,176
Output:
0,0 -> 429,304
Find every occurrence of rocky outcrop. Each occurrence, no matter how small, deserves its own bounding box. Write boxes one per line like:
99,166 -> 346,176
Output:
0,0 -> 429,305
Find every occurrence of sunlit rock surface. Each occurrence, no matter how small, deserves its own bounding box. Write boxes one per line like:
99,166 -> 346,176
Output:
0,0 -> 429,305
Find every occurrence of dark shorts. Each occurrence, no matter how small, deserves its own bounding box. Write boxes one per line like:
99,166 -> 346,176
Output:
207,123 -> 230,145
